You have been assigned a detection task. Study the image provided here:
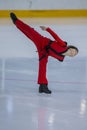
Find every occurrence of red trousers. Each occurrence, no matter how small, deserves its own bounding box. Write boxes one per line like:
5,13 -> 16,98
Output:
15,20 -> 68,84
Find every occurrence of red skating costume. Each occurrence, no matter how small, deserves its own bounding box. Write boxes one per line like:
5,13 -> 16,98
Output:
10,12 -> 78,94
15,19 -> 68,85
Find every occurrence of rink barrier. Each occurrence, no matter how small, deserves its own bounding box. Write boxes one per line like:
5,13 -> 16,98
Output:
0,10 -> 87,18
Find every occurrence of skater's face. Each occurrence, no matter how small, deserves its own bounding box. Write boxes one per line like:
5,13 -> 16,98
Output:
65,48 -> 78,57
62,48 -> 78,57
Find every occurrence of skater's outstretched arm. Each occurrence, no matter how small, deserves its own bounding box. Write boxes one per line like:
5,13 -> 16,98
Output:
40,26 -> 66,47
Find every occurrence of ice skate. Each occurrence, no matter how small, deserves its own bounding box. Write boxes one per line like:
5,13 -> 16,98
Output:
10,12 -> 18,24
39,84 -> 52,94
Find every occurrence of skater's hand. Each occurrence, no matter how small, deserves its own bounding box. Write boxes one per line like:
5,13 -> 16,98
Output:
40,26 -> 47,31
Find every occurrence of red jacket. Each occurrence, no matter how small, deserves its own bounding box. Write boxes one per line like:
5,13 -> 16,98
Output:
39,27 -> 68,62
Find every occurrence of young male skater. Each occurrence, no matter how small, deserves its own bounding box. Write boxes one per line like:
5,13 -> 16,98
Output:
10,12 -> 78,94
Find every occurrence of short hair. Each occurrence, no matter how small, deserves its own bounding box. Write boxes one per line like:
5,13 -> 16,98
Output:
67,45 -> 79,53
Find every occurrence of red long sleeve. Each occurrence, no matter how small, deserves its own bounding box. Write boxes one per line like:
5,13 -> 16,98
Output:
46,27 -> 66,47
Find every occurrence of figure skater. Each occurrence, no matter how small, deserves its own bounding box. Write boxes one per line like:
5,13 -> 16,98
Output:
10,12 -> 79,94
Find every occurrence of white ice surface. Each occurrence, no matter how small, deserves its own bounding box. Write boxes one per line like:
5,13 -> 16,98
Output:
0,24 -> 87,130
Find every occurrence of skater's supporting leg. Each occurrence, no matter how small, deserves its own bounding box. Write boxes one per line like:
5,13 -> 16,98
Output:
38,55 -> 48,84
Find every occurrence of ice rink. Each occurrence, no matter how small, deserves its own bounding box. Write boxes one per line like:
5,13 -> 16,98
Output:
0,18 -> 87,130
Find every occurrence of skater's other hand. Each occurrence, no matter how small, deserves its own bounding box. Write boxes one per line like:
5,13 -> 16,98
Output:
40,26 -> 47,31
